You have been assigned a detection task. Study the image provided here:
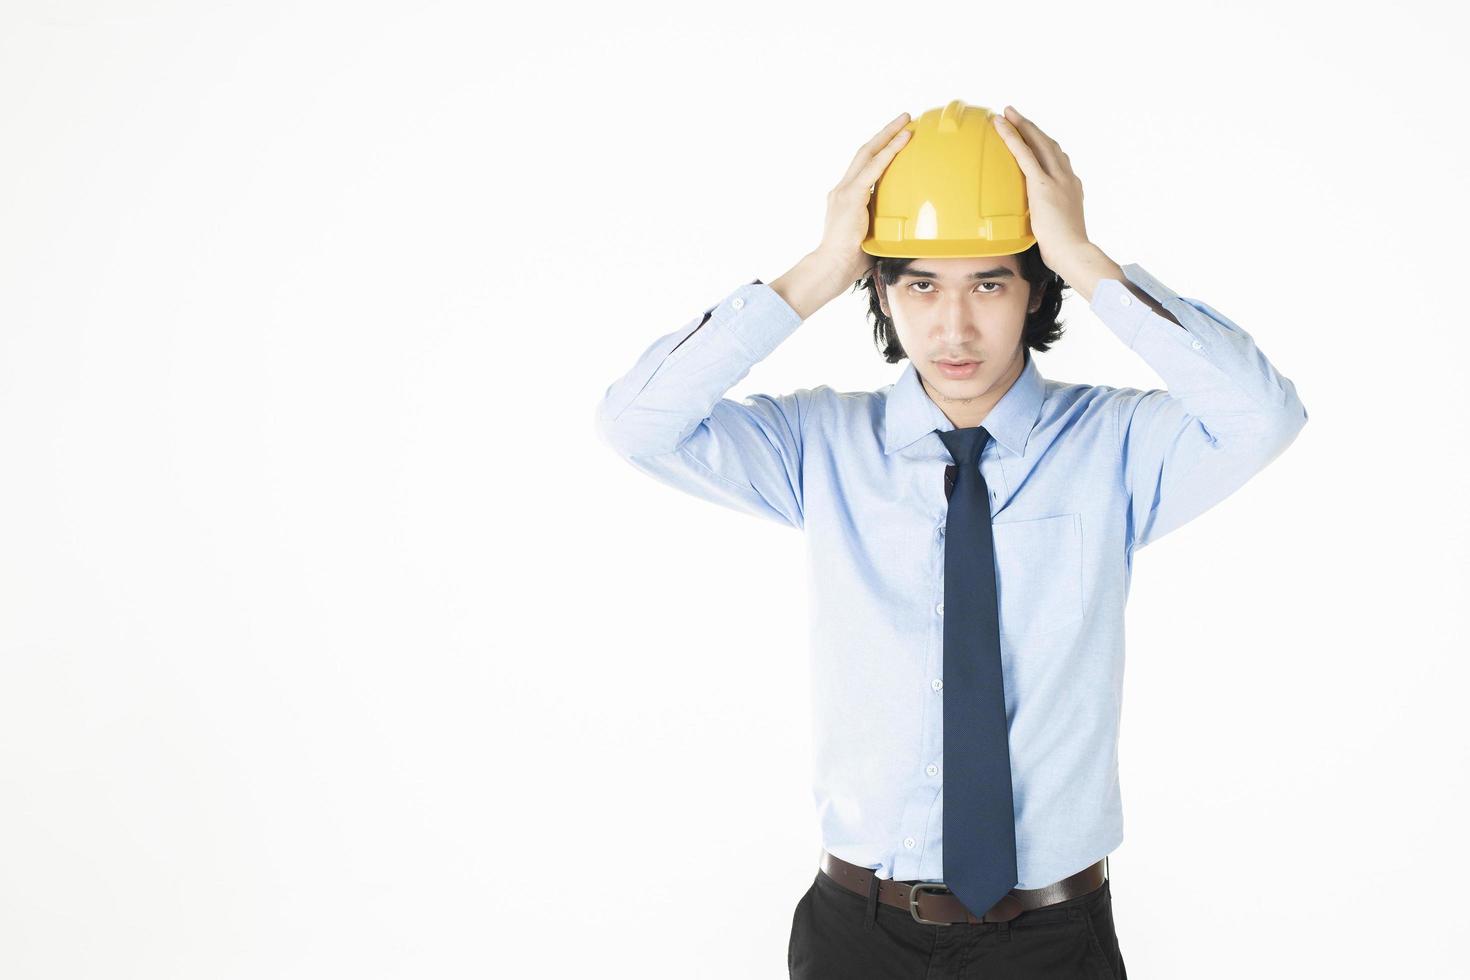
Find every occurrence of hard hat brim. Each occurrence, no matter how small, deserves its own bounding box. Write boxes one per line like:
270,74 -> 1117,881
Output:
862,234 -> 1037,259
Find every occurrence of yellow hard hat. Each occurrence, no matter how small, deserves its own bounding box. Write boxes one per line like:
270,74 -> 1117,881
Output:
862,99 -> 1036,259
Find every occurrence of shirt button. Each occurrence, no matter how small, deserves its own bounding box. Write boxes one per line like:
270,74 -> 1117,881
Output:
932,678 -> 943,691
904,837 -> 916,849
1119,293 -> 1132,306
936,602 -> 944,615
926,763 -> 939,777
1191,339 -> 1203,350
731,297 -> 745,310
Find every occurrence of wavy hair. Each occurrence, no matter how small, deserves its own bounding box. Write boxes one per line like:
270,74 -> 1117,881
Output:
851,242 -> 1070,364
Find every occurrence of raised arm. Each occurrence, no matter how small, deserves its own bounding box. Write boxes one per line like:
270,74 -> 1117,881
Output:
1087,263 -> 1309,550
988,107 -> 1309,552
592,257 -> 840,529
593,111 -> 917,529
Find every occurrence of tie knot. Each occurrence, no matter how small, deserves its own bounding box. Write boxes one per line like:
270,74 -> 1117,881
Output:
937,425 -> 990,467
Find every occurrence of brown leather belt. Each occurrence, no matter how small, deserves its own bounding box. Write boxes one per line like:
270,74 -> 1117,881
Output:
820,850 -> 1109,925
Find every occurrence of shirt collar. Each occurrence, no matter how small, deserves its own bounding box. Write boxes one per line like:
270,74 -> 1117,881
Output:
882,348 -> 1046,458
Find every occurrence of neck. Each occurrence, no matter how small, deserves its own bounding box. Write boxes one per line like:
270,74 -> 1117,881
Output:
923,348 -> 1026,430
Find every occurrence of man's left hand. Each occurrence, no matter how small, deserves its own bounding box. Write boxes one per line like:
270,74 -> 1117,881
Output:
991,106 -> 1092,272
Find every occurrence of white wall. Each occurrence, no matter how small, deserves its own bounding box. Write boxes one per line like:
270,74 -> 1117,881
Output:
1,0 -> 1464,976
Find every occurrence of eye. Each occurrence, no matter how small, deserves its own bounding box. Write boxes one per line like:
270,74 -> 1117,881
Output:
907,281 -> 1002,294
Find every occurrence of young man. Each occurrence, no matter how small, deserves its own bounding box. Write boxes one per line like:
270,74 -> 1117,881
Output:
594,106 -> 1307,979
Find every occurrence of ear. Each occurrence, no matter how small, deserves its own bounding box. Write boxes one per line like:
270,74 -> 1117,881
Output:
873,271 -> 891,319
1027,278 -> 1044,315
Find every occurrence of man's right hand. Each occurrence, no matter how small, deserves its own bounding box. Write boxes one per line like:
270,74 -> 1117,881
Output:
815,112 -> 913,285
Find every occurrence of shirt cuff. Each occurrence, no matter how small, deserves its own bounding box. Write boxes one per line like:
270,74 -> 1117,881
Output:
702,278 -> 804,361
1088,263 -> 1200,352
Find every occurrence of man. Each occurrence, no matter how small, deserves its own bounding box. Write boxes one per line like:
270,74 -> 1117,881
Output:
593,105 -> 1307,979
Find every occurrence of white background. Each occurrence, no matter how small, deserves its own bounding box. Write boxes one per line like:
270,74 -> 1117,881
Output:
2,1 -> 1465,977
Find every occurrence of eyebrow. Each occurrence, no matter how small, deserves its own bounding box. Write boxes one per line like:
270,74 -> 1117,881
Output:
896,267 -> 1017,280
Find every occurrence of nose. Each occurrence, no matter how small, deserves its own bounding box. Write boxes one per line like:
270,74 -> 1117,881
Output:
931,301 -> 981,348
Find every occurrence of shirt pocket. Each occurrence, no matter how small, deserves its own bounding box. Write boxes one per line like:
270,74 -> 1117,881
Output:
990,513 -> 1084,636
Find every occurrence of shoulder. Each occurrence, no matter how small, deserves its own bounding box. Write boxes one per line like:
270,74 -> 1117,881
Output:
801,381 -> 890,412
1042,376 -> 1156,415
783,382 -> 890,442
1036,378 -> 1168,449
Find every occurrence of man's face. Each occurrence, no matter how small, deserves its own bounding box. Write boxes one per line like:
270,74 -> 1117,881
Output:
875,253 -> 1041,406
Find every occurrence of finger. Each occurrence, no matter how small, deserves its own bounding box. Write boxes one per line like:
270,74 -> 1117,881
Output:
848,126 -> 912,196
991,112 -> 1043,180
1003,106 -> 1067,179
840,112 -> 911,186
840,112 -> 910,185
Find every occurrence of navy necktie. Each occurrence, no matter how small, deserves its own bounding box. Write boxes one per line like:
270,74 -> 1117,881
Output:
936,425 -> 1019,918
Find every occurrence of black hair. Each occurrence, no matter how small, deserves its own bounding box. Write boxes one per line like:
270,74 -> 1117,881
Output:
851,242 -> 1069,364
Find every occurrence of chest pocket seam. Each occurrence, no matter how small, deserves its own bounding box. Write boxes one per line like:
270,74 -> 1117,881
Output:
990,512 -> 1084,636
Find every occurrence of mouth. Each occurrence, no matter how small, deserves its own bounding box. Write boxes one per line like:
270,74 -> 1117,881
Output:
936,359 -> 981,378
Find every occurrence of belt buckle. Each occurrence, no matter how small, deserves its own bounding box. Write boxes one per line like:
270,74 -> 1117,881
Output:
908,883 -> 955,926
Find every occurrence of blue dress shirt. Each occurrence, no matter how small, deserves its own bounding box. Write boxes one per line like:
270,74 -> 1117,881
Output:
593,264 -> 1308,888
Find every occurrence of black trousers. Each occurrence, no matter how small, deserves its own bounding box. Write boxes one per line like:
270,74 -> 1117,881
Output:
788,866 -> 1127,979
